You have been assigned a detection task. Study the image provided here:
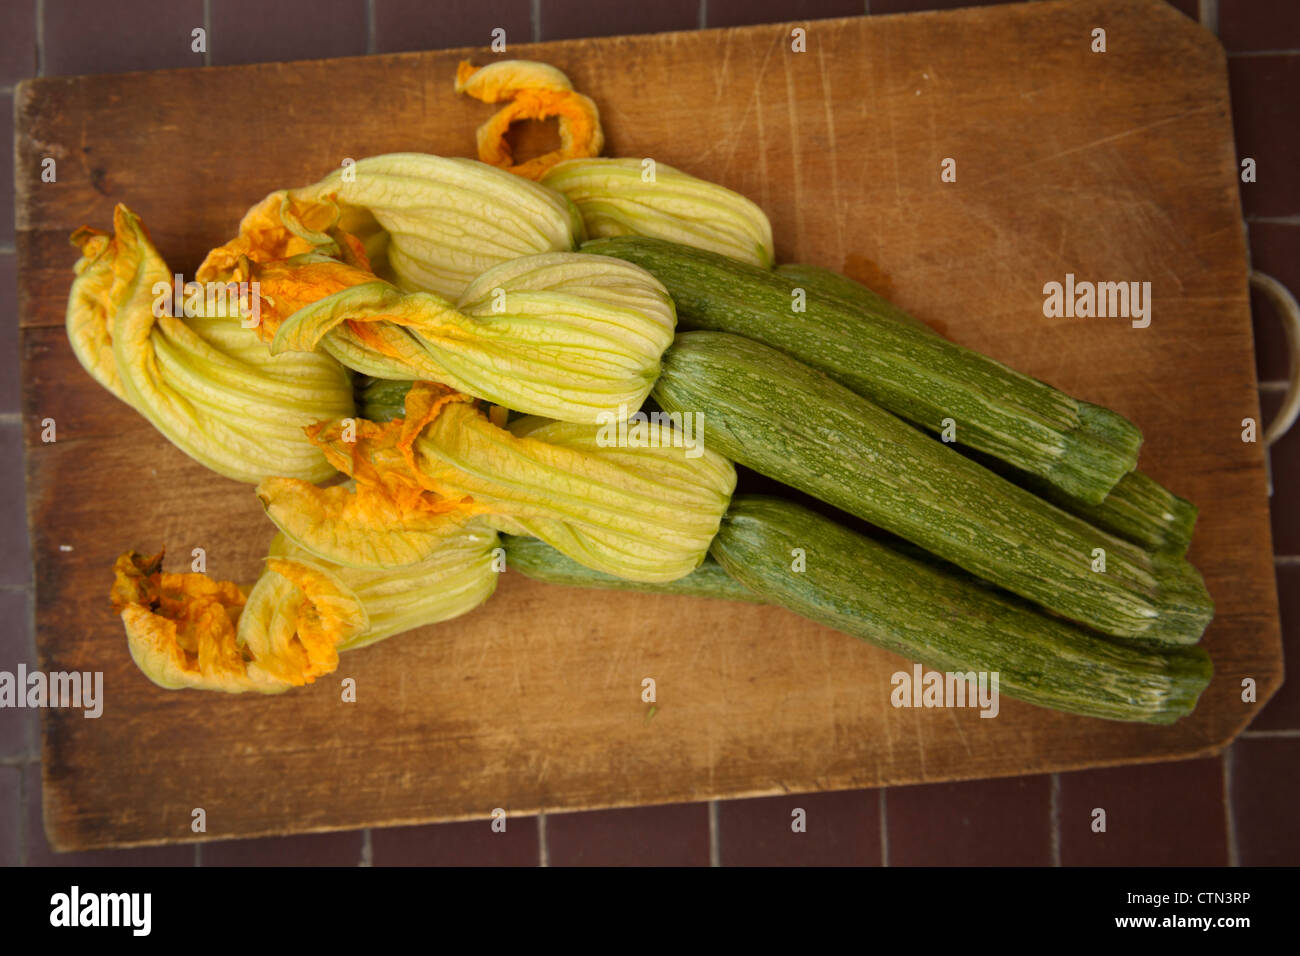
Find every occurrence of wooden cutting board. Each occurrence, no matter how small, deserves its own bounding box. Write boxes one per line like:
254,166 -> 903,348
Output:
15,0 -> 1281,850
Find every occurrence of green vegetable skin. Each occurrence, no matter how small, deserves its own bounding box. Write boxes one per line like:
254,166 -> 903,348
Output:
984,459 -> 1199,557
503,535 -> 761,602
779,261 -> 1198,556
653,331 -> 1214,645
586,236 -> 1141,505
712,496 -> 1212,724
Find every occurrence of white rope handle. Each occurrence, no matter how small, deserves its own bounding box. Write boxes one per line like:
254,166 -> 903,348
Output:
1251,270 -> 1300,447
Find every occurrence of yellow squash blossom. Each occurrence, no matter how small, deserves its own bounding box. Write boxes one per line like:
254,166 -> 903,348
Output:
543,158 -> 775,268
112,522 -> 500,694
201,155 -> 584,302
456,60 -> 605,181
270,251 -> 676,425
66,204 -> 355,484
258,382 -> 736,583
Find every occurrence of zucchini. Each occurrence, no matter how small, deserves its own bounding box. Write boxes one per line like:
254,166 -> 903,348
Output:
774,263 -> 937,336
653,331 -> 1213,644
971,453 -> 1198,556
504,535 -> 761,602
586,236 -> 1141,505
711,496 -> 1211,724
776,262 -> 1198,555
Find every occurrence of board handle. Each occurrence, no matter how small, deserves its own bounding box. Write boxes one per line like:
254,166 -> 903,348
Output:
1252,270 -> 1300,446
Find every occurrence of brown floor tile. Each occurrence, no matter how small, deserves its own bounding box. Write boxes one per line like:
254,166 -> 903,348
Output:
545,801 -> 709,866
1252,563 -> 1299,730
0,589 -> 35,760
707,0 -> 864,28
0,423 -> 31,589
538,0 -> 700,41
372,816 -> 539,866
0,255 -> 16,415
374,0 -> 534,53
43,0 -> 205,76
24,767 -> 193,865
200,829 -> 363,866
0,0 -> 37,85
1058,757 -> 1228,866
1,93 -> 13,249
0,766 -> 18,866
1248,223 -> 1300,383
886,775 -> 1051,865
1262,390 -> 1300,555
718,789 -> 880,866
1219,0 -> 1300,53
1229,54 -> 1300,219
209,0 -> 368,66
1231,736 -> 1300,866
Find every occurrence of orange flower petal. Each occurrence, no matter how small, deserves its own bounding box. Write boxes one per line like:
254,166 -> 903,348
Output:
456,60 -> 604,180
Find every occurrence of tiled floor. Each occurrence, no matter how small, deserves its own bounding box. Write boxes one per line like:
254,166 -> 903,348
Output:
1,0 -> 1295,866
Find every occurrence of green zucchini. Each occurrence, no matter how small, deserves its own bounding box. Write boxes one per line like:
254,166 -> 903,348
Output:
653,331 -> 1213,645
357,376 -> 411,423
711,496 -> 1212,724
775,262 -> 1198,555
586,236 -> 1141,505
974,455 -> 1199,556
774,263 -> 938,336
504,535 -> 761,602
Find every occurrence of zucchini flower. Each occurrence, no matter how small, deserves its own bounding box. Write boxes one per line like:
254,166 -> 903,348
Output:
271,251 -> 676,425
542,158 -> 775,268
204,154 -> 586,301
258,382 -> 736,583
455,60 -> 605,181
111,521 -> 500,694
66,204 -> 355,484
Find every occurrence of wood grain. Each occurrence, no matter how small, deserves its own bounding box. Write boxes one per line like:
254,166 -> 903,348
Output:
15,0 -> 1281,850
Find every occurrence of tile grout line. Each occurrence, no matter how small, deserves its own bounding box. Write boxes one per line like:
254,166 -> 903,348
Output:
707,800 -> 719,867
1240,728 -> 1300,738
698,0 -> 706,31
34,0 -> 44,77
537,810 -> 549,867
1247,215 -> 1300,225
1275,555 -> 1300,566
1222,747 -> 1240,867
531,0 -> 540,44
202,0 -> 212,67
1261,380 -> 1292,392
1227,50 -> 1300,58
1199,0 -> 1217,35
194,842 -> 202,866
1050,774 -> 1061,866
0,245 -> 15,254
365,0 -> 377,56
359,828 -> 372,866
878,790 -> 889,866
